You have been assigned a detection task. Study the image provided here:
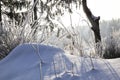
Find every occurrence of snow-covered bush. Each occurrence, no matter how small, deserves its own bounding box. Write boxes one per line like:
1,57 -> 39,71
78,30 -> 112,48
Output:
99,19 -> 120,59
102,30 -> 120,59
0,19 -> 39,59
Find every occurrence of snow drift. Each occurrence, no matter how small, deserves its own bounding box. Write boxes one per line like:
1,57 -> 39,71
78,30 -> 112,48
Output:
0,43 -> 120,80
0,44 -> 69,80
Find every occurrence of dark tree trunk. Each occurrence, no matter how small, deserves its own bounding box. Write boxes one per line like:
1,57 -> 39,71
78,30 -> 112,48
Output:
34,0 -> 37,20
0,1 -> 2,22
31,0 -> 37,29
82,0 -> 101,43
82,0 -> 102,57
0,1 -> 2,27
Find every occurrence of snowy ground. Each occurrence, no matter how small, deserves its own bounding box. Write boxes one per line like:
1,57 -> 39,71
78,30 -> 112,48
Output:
0,43 -> 120,80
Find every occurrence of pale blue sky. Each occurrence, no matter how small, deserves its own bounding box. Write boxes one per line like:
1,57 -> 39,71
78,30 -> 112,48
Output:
88,0 -> 120,20
60,0 -> 120,27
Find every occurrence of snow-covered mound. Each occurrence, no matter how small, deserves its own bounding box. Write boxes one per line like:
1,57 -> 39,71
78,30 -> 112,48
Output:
0,43 -> 120,80
0,44 -> 70,80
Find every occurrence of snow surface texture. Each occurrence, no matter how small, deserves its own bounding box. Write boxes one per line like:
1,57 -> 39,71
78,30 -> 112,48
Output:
0,43 -> 120,80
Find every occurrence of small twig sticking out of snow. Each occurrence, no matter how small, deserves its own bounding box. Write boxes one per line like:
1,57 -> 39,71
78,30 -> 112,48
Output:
74,62 -> 78,74
71,61 -> 77,76
53,58 -> 57,78
31,44 -> 43,63
71,62 -> 74,76
61,55 -> 67,72
39,61 -> 43,80
59,53 -> 67,73
90,51 -> 94,70
31,44 -> 43,80
58,54 -> 63,73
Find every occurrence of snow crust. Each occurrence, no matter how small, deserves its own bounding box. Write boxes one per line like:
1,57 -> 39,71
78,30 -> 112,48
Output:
0,43 -> 120,80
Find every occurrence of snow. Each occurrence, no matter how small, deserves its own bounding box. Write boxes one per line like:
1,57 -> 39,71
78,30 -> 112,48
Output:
0,43 -> 120,80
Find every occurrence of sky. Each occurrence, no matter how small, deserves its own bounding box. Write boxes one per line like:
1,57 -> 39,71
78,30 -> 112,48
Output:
60,0 -> 120,27
88,0 -> 120,20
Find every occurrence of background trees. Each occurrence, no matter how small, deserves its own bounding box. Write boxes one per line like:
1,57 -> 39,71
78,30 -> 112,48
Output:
0,0 -> 29,24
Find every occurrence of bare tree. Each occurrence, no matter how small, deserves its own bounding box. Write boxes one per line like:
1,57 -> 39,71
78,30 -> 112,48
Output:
82,0 -> 102,56
82,0 -> 101,43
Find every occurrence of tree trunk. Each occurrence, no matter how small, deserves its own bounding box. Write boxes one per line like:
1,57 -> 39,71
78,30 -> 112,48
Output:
34,0 -> 37,20
0,1 -> 2,27
82,0 -> 101,43
31,0 -> 37,29
82,0 -> 102,56
0,1 -> 2,22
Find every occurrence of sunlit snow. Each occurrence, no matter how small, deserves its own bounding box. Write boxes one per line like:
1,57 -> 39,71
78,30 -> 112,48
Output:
0,44 -> 120,80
